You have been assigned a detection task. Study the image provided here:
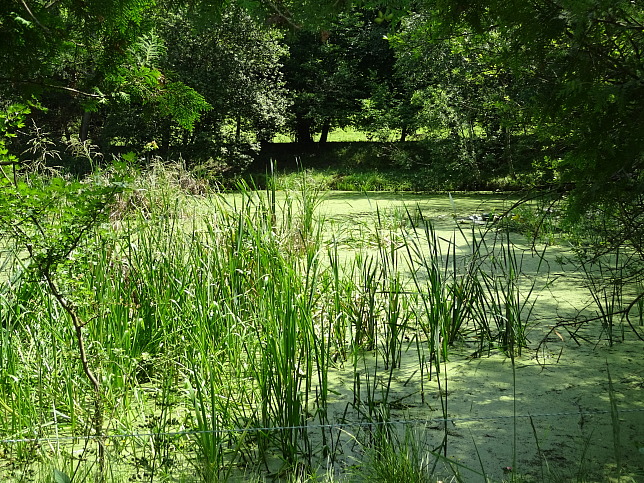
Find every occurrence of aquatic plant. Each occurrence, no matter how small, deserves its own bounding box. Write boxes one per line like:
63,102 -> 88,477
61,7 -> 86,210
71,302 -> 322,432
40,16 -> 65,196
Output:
0,166 -> 640,481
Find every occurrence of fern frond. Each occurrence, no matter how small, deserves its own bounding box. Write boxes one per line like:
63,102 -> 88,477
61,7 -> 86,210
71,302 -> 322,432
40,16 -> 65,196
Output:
131,31 -> 167,67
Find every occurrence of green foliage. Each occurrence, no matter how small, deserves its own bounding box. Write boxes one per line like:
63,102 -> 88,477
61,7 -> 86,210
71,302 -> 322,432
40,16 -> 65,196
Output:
0,0 -> 157,95
172,6 -> 289,139
131,31 -> 167,67
2,0 -> 641,226
0,103 -> 31,169
157,82 -> 212,131
52,469 -> 72,483
0,120 -> 128,478
98,6 -> 288,165
0,166 -> 127,278
97,27 -> 213,138
282,9 -> 398,142
357,0 -> 644,259
105,27 -> 213,131
0,0 -> 213,158
358,428 -> 435,483
255,139 -> 537,191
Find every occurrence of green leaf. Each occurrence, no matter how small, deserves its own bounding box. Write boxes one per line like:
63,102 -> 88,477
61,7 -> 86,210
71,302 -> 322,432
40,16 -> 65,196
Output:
53,469 -> 72,483
13,16 -> 32,28
121,152 -> 137,163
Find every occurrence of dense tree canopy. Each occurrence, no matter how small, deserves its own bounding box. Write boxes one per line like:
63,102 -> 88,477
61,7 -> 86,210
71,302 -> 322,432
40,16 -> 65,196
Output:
0,0 -> 212,137
407,0 -> 644,253
424,0 -> 644,193
282,10 -> 395,143
1,0 -> 642,237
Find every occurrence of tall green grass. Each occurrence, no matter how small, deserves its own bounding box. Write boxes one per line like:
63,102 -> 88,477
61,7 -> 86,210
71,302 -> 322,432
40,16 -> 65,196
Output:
0,164 -> 637,481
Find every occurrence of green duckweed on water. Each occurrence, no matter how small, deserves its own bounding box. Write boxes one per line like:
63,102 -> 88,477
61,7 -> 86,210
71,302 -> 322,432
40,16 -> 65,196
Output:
0,188 -> 642,482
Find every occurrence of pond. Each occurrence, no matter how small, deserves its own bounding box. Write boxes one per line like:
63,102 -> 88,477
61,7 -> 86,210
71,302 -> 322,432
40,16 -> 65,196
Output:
0,189 -> 642,482
298,190 -> 644,482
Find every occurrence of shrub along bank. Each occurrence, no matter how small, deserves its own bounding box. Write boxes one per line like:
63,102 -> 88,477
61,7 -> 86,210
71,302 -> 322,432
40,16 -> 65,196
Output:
248,136 -> 559,192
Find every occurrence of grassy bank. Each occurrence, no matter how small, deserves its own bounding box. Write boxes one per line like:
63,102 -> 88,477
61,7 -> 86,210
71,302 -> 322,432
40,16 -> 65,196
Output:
247,136 -> 553,192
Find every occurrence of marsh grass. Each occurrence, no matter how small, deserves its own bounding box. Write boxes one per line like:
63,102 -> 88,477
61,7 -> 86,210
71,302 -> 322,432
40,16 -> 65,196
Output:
574,247 -> 633,347
357,426 -> 435,483
0,164 -> 639,482
477,230 -> 544,355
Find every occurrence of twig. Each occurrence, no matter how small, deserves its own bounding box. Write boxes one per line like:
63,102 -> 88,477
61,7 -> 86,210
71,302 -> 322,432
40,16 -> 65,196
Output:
0,77 -> 102,98
18,0 -> 51,32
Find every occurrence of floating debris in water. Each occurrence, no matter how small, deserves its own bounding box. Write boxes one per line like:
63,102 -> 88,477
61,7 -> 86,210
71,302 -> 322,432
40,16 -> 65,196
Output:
457,213 -> 497,224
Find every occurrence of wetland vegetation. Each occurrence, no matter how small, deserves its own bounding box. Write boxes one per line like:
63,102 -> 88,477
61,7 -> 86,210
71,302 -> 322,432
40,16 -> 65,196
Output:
0,164 -> 642,482
1,1 -> 643,481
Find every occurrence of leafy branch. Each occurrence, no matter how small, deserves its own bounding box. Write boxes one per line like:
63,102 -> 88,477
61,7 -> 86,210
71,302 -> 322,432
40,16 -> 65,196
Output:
1,104 -> 128,478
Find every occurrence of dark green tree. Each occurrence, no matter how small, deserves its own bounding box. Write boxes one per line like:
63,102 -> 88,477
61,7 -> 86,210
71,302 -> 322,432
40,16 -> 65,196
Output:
419,0 -> 643,252
159,6 -> 290,162
1,0 -> 211,166
281,9 -> 397,143
391,13 -> 534,179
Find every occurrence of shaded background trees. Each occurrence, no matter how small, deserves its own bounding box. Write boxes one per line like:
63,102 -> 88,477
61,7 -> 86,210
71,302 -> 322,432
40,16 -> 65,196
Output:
0,0 -> 213,174
99,5 -> 290,172
281,10 -> 397,144
1,0 -> 642,227
417,0 -> 644,254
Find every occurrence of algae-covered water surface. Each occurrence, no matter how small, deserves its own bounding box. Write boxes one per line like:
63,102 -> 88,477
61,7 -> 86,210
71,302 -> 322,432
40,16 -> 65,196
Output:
0,189 -> 642,482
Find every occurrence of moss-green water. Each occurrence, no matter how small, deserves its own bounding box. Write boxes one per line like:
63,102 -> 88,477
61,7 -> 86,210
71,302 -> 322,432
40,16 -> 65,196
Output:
0,189 -> 642,482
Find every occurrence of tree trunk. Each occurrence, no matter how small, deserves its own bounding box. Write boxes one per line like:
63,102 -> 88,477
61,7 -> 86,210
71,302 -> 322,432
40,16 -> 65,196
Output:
504,126 -> 515,178
295,115 -> 314,144
235,114 -> 242,144
400,124 -> 409,142
80,110 -> 91,142
161,120 -> 171,158
319,118 -> 331,143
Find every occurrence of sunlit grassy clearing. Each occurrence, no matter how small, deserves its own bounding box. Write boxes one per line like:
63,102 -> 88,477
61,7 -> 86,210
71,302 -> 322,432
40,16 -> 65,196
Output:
271,126 -> 445,143
272,127 -> 397,143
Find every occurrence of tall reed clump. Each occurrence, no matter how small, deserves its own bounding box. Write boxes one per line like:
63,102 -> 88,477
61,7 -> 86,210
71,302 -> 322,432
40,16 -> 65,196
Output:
475,229 -> 543,355
116,177 -> 332,476
404,211 -> 482,363
0,162 -> 560,481
356,425 -> 435,483
574,246 -> 641,346
404,209 -> 543,359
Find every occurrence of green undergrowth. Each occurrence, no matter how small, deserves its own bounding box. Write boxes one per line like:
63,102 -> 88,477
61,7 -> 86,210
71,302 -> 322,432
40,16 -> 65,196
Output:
249,136 -> 548,192
0,162 -> 641,482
